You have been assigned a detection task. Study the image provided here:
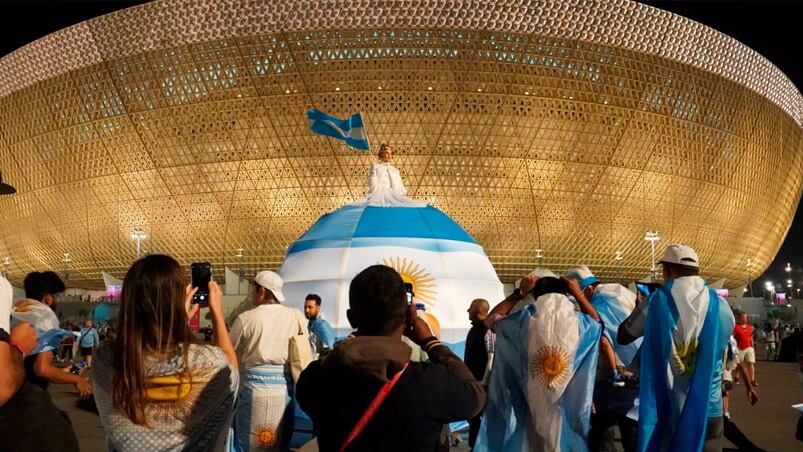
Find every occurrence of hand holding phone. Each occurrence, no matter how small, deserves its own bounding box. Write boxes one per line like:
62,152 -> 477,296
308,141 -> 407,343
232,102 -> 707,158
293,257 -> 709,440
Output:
404,282 -> 414,305
191,262 -> 212,307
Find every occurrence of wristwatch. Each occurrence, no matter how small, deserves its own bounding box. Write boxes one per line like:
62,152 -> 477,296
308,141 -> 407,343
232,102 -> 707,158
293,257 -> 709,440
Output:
512,288 -> 524,300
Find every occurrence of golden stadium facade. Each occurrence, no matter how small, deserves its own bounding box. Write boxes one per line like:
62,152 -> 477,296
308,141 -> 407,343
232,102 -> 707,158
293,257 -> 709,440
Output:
0,0 -> 800,289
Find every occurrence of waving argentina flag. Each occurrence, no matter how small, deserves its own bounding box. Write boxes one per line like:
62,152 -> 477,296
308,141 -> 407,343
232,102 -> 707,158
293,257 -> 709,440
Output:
637,276 -> 733,452
307,109 -> 370,150
477,292 -> 601,451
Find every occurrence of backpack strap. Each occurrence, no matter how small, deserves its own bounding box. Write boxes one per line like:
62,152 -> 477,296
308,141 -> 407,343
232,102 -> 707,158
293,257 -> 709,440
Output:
339,362 -> 409,452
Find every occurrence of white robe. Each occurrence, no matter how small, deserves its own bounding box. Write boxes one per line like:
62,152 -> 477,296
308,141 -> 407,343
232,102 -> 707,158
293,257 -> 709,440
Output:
354,162 -> 425,207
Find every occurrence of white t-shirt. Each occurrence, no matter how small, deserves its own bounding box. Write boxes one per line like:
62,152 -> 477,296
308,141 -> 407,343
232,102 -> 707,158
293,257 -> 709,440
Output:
0,276 -> 12,332
230,304 -> 307,370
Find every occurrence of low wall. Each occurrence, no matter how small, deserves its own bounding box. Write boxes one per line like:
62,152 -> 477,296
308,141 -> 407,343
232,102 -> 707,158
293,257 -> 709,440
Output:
726,297 -> 803,324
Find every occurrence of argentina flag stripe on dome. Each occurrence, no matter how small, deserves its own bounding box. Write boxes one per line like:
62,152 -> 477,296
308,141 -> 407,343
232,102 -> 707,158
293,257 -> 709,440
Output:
287,205 -> 481,255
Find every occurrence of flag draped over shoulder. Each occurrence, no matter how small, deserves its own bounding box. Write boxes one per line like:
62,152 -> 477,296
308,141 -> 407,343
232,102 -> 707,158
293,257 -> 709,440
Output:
306,109 -> 370,150
637,279 -> 721,452
591,284 -> 640,366
477,293 -> 601,452
11,298 -> 70,355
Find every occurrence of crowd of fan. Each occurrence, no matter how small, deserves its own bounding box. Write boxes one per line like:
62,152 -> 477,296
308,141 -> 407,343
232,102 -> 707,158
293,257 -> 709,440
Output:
1,243 -> 797,452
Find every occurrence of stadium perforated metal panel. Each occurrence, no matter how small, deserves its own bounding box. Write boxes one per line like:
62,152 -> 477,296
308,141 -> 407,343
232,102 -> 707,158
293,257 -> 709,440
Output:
0,0 -> 800,288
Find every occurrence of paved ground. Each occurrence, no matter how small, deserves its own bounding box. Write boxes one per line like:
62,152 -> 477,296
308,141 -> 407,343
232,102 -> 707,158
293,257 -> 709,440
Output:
50,355 -> 803,452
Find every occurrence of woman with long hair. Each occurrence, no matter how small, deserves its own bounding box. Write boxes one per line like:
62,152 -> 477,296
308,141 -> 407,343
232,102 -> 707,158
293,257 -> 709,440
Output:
354,143 -> 426,207
93,254 -> 238,451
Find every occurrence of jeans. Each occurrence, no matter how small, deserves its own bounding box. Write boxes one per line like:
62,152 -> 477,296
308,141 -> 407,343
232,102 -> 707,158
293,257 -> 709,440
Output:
0,382 -> 79,452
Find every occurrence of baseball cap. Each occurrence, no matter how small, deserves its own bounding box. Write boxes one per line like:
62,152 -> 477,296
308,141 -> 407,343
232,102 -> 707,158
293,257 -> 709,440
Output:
564,265 -> 599,290
657,244 -> 699,268
253,270 -> 285,302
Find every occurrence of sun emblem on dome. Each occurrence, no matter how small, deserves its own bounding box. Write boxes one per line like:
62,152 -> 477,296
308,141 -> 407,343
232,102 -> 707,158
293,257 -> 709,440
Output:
530,345 -> 572,388
252,423 -> 277,448
672,341 -> 698,375
380,257 -> 437,308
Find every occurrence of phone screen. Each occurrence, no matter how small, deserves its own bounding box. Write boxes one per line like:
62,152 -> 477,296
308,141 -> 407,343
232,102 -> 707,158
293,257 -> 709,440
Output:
636,282 -> 660,296
404,283 -> 414,304
636,283 -> 649,295
191,262 -> 212,305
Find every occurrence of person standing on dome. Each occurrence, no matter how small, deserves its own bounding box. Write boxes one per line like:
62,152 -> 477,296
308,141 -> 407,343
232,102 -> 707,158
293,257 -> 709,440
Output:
356,143 -> 426,207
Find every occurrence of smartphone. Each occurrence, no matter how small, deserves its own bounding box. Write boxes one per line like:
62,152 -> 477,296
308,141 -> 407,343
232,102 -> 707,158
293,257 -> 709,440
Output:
636,282 -> 661,296
191,262 -> 212,306
404,283 -> 414,304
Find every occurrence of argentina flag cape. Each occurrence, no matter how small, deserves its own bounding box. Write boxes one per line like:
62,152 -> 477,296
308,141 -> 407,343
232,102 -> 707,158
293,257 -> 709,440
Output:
476,293 -> 601,452
637,277 -> 721,452
591,284 -> 640,366
11,298 -> 71,355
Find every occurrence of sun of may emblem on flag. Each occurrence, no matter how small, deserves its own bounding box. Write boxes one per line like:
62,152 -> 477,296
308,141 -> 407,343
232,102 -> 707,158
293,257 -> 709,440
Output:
672,341 -> 698,375
253,423 -> 277,447
380,257 -> 437,308
530,345 -> 572,388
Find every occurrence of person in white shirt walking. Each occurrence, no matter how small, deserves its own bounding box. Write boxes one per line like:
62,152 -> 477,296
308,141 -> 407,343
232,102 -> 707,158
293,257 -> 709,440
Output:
230,271 -> 310,452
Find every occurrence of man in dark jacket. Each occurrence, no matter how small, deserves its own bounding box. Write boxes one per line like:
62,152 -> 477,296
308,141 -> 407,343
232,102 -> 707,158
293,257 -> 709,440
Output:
297,265 -> 486,452
464,298 -> 490,449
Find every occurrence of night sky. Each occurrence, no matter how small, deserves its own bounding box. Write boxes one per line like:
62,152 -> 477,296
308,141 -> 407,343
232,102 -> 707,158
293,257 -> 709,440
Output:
0,1 -> 800,289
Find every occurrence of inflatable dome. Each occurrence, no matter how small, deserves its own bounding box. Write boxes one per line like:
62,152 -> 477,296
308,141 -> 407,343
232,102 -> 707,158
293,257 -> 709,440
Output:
279,205 -> 504,343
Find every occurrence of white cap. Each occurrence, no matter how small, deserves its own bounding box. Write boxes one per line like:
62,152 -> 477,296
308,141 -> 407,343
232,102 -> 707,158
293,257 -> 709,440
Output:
657,244 -> 699,268
564,265 -> 599,290
254,270 -> 285,302
529,267 -> 558,279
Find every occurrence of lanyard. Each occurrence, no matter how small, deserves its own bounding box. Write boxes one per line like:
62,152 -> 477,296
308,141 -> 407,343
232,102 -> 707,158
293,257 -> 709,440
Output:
339,362 -> 409,452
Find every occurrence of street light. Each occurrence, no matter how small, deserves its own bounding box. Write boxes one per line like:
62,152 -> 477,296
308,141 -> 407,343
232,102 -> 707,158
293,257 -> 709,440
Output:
131,230 -> 148,260
535,249 -> 543,259
644,231 -> 661,283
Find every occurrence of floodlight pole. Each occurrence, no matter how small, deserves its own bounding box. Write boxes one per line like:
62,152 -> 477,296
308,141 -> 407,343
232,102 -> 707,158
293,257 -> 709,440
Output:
645,231 -> 660,283
63,253 -> 72,282
786,263 -> 792,299
236,248 -> 245,280
131,230 -> 148,260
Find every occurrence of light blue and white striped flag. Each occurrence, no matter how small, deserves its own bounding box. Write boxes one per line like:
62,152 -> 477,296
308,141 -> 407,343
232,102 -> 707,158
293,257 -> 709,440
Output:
11,298 -> 70,355
477,292 -> 601,451
307,109 -> 370,150
637,277 -> 730,452
591,284 -> 641,367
